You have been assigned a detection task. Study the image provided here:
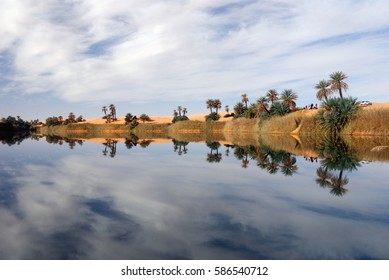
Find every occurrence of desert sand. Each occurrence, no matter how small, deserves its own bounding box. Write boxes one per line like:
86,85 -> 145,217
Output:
84,102 -> 389,125
85,112 -> 230,125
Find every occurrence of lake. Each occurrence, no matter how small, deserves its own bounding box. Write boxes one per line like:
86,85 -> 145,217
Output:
1,135 -> 389,259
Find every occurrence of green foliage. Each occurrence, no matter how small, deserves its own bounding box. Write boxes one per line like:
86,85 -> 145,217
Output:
316,97 -> 359,135
172,115 -> 189,123
139,114 -> 152,123
125,113 -> 137,124
0,116 -> 31,131
270,102 -> 289,116
233,102 -> 245,116
129,119 -> 139,130
205,112 -> 220,121
45,116 -> 62,126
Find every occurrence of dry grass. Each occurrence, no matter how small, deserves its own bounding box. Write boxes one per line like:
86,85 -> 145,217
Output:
344,106 -> 389,136
223,118 -> 259,146
167,120 -> 226,142
259,110 -> 321,135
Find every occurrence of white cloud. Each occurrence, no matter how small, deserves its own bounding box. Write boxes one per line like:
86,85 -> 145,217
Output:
1,0 -> 389,114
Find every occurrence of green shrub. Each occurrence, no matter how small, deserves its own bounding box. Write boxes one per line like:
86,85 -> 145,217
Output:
205,112 -> 220,121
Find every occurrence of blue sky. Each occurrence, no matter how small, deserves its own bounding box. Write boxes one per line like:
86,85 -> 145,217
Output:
1,0 -> 389,120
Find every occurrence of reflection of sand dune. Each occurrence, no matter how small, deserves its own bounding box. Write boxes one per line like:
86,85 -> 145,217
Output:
85,138 -> 173,144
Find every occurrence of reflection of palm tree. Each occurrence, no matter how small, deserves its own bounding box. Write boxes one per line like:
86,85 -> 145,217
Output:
241,154 -> 249,168
172,139 -> 189,156
281,156 -> 298,176
315,136 -> 360,196
329,170 -> 349,196
206,141 -> 222,163
267,161 -> 279,174
315,167 -> 332,188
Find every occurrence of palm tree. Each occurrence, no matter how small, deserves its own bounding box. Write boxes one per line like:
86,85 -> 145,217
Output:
315,80 -> 331,101
329,71 -> 348,99
109,104 -> 116,121
102,106 -> 107,117
214,99 -> 222,113
173,110 -> 178,117
182,107 -> 187,116
241,93 -> 249,109
257,96 -> 270,114
177,106 -> 182,117
225,105 -> 230,114
281,89 -> 298,111
206,99 -> 214,113
266,89 -> 278,104
68,112 -> 76,123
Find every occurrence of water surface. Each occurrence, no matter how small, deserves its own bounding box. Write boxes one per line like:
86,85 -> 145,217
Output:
1,136 -> 389,259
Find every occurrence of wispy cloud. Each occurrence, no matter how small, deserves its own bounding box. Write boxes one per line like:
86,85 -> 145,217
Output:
1,0 -> 389,118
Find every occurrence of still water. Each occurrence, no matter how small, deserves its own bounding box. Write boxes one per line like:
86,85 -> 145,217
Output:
1,136 -> 389,259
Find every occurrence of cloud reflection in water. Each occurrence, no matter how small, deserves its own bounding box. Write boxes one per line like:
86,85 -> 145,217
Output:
0,141 -> 389,259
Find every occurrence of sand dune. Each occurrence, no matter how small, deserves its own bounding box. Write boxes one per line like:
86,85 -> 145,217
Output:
85,112 -> 230,125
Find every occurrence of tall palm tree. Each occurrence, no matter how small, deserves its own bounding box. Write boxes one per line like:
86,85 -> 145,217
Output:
177,106 -> 182,116
266,89 -> 278,104
109,104 -> 116,121
102,106 -> 107,117
225,105 -> 230,114
68,112 -> 76,123
182,107 -> 187,116
206,99 -> 214,113
241,93 -> 249,109
257,96 -> 270,114
315,80 -> 331,101
329,71 -> 348,99
214,99 -> 222,113
281,89 -> 298,111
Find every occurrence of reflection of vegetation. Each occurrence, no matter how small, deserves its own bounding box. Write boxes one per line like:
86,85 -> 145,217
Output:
125,134 -> 139,149
102,139 -> 117,157
173,139 -> 189,155
139,139 -> 153,148
45,135 -> 84,149
0,133 -> 37,146
315,136 -> 361,196
206,141 -> 222,163
232,145 -> 298,175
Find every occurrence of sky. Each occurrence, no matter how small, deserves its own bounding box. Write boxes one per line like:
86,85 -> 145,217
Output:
1,0 -> 389,121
